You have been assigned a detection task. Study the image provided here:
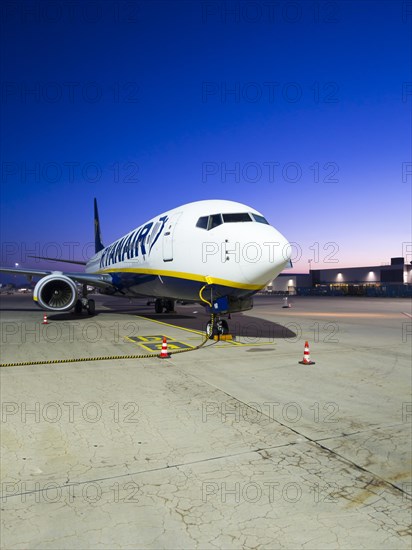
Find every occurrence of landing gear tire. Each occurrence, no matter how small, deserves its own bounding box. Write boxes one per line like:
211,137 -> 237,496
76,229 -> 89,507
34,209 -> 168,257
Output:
155,299 -> 163,314
206,321 -> 214,339
206,318 -> 229,339
217,319 -> 229,334
164,299 -> 175,313
74,299 -> 83,314
87,299 -> 95,316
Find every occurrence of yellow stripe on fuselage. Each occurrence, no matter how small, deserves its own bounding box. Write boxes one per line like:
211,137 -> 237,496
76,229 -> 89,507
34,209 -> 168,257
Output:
95,267 -> 263,291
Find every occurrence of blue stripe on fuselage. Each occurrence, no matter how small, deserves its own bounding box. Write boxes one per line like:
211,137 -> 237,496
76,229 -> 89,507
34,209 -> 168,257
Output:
102,271 -> 254,301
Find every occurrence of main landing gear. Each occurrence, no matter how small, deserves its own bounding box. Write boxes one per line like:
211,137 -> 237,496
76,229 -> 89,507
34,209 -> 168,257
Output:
206,317 -> 229,339
73,284 -> 95,316
154,298 -> 175,313
74,297 -> 95,315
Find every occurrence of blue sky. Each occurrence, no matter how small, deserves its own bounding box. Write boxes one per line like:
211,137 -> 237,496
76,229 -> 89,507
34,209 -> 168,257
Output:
1,0 -> 411,282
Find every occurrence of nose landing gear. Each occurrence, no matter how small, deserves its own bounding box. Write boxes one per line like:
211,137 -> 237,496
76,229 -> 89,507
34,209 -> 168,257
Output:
206,317 -> 229,339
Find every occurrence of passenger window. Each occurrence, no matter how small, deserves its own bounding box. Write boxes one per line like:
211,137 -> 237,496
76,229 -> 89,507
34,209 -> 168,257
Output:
196,216 -> 209,229
209,214 -> 223,229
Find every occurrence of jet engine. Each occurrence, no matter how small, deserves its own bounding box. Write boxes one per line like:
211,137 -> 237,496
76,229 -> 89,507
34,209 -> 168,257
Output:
33,274 -> 78,312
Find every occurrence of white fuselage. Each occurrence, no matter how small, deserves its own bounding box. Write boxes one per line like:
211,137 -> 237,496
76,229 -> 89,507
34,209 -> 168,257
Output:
86,199 -> 291,302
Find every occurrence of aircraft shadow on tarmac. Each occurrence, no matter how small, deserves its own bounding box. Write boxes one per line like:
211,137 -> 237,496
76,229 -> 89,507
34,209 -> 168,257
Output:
1,301 -> 297,339
101,302 -> 297,339
138,312 -> 296,339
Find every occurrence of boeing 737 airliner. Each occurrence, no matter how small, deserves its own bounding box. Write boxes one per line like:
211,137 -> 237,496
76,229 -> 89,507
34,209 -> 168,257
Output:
1,199 -> 291,336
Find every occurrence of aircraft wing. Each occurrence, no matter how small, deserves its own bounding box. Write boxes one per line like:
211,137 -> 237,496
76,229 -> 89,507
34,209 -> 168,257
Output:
0,267 -> 114,290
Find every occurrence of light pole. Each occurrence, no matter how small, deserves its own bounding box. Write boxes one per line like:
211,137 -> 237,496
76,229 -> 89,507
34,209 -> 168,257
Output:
14,263 -> 19,288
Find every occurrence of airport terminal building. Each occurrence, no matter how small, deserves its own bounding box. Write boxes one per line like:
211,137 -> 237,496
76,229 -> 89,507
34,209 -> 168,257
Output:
268,257 -> 412,296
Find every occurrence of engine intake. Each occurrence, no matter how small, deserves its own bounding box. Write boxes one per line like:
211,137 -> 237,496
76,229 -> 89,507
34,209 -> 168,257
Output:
34,274 -> 78,312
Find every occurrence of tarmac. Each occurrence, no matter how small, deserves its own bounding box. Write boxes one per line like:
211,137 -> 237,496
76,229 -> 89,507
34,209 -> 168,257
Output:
0,293 -> 411,549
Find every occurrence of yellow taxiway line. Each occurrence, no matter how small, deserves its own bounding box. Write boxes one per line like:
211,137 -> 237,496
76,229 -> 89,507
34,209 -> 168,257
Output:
135,314 -> 205,336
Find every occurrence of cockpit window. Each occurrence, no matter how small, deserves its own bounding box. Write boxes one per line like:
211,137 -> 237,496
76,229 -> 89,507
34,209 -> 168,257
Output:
222,213 -> 252,223
252,214 -> 269,224
209,213 -> 223,229
196,212 -> 268,230
196,216 -> 209,229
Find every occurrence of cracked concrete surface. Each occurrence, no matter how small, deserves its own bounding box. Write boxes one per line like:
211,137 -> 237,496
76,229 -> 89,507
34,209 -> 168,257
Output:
1,295 -> 411,548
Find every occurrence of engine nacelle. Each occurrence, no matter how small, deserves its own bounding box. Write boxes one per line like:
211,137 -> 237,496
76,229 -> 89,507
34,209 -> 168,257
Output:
34,274 -> 78,312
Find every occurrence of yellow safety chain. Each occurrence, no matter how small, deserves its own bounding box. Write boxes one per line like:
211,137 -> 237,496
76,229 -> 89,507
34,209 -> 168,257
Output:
0,287 -> 216,368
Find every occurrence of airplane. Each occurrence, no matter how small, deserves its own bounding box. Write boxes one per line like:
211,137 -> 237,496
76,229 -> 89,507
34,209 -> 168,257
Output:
0,199 -> 291,336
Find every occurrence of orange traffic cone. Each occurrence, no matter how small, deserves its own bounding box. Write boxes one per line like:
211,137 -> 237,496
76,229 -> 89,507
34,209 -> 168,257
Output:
299,341 -> 315,365
159,336 -> 170,359
42,314 -> 49,325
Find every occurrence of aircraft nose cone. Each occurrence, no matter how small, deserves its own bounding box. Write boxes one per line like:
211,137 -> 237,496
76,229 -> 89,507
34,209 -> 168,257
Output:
239,226 -> 291,285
